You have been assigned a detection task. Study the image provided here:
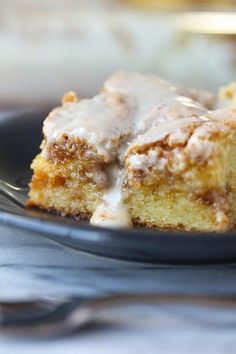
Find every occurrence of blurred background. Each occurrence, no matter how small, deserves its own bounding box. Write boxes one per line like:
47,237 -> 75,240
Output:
0,0 -> 235,108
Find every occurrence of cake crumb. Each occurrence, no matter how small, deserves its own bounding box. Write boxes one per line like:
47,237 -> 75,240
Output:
62,91 -> 78,104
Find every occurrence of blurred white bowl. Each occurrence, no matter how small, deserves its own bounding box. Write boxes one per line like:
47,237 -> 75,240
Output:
0,1 -> 235,106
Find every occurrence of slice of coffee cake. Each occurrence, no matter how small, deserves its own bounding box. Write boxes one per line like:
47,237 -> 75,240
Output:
28,72 -> 236,231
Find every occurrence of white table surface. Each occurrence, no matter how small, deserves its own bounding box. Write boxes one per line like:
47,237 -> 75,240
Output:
1,223 -> 236,354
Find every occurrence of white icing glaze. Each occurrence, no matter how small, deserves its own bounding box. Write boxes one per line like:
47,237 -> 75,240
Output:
127,117 -> 207,151
43,92 -> 134,162
90,191 -> 132,229
44,71 -> 214,163
90,166 -> 132,228
104,71 -> 208,135
207,107 -> 236,123
185,122 -> 218,163
128,149 -> 166,171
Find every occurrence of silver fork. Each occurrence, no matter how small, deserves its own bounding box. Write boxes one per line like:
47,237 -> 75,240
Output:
1,294 -> 236,337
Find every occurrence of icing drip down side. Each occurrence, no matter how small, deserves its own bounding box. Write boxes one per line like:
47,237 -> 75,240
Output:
90,166 -> 132,228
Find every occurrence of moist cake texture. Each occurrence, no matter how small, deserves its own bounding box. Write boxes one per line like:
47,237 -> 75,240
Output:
28,72 -> 236,231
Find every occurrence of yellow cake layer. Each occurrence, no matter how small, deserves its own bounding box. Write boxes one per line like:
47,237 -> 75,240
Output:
28,127 -> 236,231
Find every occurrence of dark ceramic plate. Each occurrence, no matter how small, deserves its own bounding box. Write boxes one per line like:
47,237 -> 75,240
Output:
1,110 -> 236,264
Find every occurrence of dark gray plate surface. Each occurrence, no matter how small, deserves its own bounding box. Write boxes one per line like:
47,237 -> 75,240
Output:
1,110 -> 236,264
